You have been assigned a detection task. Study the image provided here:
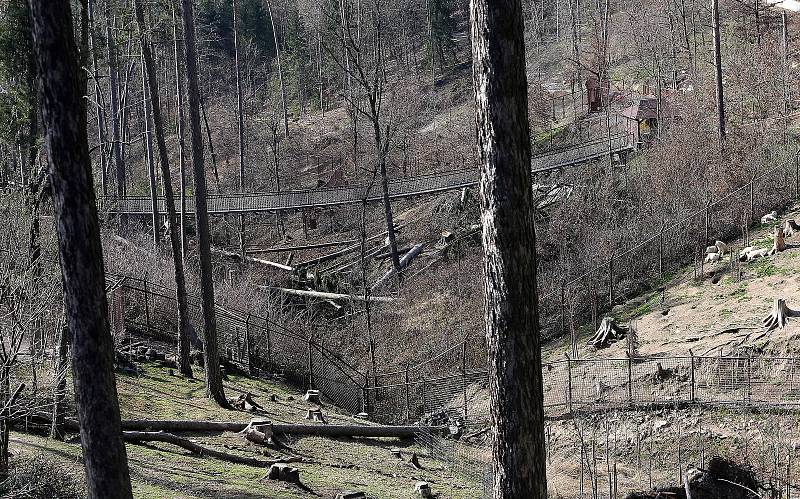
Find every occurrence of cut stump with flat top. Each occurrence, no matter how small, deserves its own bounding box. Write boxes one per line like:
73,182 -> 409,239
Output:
763,298 -> 800,332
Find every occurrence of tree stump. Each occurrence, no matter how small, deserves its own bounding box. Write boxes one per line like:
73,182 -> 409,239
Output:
266,463 -> 299,483
304,390 -> 320,404
763,298 -> 800,332
414,482 -> 432,498
305,408 -> 327,424
587,317 -> 628,348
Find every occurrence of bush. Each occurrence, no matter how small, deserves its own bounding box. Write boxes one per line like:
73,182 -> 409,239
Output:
0,453 -> 85,499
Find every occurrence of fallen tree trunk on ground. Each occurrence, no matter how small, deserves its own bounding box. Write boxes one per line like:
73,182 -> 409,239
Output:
259,286 -> 394,303
122,430 -> 278,467
211,246 -> 294,271
371,244 -> 424,290
64,419 -> 444,437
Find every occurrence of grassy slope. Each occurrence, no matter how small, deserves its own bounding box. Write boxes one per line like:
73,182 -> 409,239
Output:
11,364 -> 481,498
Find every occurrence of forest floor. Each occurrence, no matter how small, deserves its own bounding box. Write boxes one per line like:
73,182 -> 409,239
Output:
9,364 -> 482,498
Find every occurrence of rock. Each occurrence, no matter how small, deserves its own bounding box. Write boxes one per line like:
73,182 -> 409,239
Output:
266,463 -> 300,483
355,412 -> 369,419
414,481 -> 432,497
335,492 -> 366,499
304,390 -> 321,404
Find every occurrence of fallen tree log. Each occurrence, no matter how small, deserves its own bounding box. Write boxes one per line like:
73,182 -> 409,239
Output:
295,224 -> 405,270
211,246 -> 294,271
371,244 -> 425,291
64,419 -> 446,438
259,286 -> 394,303
122,430 -> 278,467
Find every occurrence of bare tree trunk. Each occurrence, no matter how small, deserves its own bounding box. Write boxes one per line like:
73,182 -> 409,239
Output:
233,0 -> 246,259
172,8 -> 188,259
51,321 -> 69,439
141,51 -> 160,245
87,0 -> 108,196
106,5 -> 126,229
712,0 -> 725,144
135,0 -> 193,378
180,0 -> 227,407
470,0 -> 547,497
266,0 -> 289,137
30,0 -> 133,495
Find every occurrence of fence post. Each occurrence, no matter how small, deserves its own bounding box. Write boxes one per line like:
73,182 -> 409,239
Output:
746,354 -> 752,406
307,336 -> 314,390
659,222 -> 664,277
244,313 -> 252,375
627,354 -> 633,404
608,255 -> 614,307
705,198 -> 711,245
566,353 -> 573,414
404,365 -> 410,423
749,180 -> 755,223
143,278 -> 150,331
560,284 -> 566,338
795,152 -> 799,199
689,349 -> 696,403
421,376 -> 427,416
266,326 -> 272,373
462,340 -> 468,418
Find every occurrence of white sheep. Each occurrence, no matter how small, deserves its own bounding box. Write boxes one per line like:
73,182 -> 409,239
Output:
714,240 -> 728,255
761,210 -> 778,224
704,252 -> 721,264
746,248 -> 770,261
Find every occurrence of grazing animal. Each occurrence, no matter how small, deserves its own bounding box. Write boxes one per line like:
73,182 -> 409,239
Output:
704,252 -> 721,264
761,210 -> 778,224
705,245 -> 718,255
714,240 -> 728,255
746,248 -> 770,261
739,246 -> 754,261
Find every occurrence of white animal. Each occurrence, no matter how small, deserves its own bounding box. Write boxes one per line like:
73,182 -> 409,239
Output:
705,245 -> 718,254
761,210 -> 778,224
704,252 -> 721,264
714,240 -> 728,256
784,220 -> 798,238
738,246 -> 754,261
746,248 -> 770,261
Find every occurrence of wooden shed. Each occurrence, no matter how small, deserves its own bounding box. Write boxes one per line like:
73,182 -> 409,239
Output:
620,97 -> 663,146
585,77 -> 610,112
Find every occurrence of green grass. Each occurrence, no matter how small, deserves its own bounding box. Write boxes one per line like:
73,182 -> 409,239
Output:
11,362 -> 483,499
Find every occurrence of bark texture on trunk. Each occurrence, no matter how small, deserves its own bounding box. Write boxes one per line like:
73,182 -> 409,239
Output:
30,0 -> 133,496
180,0 -> 227,406
134,0 -> 193,377
470,1 -> 547,498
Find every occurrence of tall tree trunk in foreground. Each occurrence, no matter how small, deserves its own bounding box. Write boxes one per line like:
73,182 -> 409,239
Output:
180,0 -> 227,406
30,1 -> 133,496
134,0 -> 193,378
470,1 -> 547,498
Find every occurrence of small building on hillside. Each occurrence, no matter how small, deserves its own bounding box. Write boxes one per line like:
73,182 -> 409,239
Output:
586,77 -> 610,112
620,97 -> 676,147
